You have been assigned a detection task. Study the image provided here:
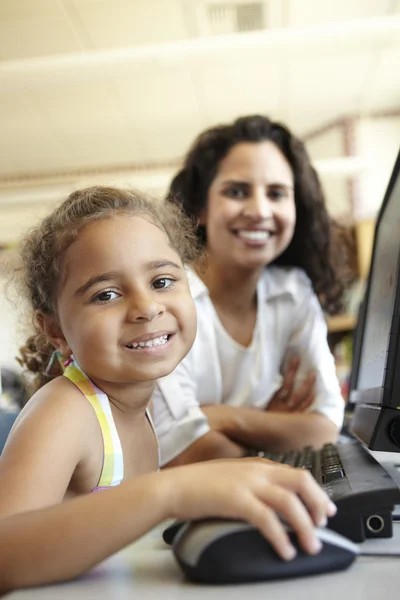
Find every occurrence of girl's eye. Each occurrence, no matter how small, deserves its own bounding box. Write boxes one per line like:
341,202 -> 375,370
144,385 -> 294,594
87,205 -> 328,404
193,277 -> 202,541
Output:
152,277 -> 175,290
93,290 -> 120,303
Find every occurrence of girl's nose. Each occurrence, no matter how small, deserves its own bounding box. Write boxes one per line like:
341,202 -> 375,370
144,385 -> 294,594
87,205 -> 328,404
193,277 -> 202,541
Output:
127,293 -> 165,322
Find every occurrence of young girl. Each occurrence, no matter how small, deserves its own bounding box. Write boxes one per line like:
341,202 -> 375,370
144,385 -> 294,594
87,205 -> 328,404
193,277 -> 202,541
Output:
151,115 -> 346,466
0,186 -> 336,591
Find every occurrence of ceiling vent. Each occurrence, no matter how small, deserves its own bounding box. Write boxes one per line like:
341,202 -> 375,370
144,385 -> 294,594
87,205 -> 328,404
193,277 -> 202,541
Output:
206,2 -> 265,35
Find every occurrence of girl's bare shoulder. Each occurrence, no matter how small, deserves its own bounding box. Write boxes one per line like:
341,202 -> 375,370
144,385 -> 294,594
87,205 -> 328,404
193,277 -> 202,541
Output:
11,376 -> 96,438
0,376 -> 102,513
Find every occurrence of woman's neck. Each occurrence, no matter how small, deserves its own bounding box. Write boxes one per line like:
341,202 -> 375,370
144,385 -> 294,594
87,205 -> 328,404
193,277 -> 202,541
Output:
196,257 -> 264,315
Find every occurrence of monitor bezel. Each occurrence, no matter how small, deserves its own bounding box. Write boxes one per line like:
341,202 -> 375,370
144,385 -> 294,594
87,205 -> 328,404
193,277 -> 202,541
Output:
349,148 -> 400,408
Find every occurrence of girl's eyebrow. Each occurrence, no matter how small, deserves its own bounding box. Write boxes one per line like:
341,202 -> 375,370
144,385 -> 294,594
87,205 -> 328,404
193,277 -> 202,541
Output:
144,260 -> 182,272
75,272 -> 120,296
75,261 -> 182,296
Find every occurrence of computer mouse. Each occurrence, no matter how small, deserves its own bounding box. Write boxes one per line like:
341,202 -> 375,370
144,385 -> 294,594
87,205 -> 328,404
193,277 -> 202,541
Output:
163,519 -> 185,545
172,519 -> 359,584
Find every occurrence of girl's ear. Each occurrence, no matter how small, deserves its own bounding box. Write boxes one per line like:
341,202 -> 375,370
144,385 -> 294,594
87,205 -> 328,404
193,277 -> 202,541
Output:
35,311 -> 71,357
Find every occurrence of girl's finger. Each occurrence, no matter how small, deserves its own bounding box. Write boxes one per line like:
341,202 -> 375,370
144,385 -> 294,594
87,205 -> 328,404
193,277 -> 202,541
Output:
237,496 -> 297,561
251,485 -> 322,557
262,465 -> 336,527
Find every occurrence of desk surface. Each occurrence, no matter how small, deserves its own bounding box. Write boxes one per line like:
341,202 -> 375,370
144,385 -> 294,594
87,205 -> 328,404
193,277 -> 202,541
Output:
7,524 -> 400,600
7,457 -> 400,600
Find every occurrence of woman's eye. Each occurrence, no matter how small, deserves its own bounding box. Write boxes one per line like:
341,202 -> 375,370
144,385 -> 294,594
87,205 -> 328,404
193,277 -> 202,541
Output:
268,187 -> 287,200
152,278 -> 175,290
94,290 -> 119,303
224,186 -> 246,199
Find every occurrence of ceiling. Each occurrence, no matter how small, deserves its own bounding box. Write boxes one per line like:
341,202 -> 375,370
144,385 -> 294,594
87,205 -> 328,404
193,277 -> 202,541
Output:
0,0 -> 400,215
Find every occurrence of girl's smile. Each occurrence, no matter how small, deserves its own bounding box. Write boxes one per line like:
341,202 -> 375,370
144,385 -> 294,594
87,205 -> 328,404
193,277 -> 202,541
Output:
124,331 -> 174,352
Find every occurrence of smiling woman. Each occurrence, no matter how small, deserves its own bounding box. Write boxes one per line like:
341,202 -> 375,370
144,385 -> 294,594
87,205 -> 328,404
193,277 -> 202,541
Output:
151,114 -> 347,467
199,140 -> 296,276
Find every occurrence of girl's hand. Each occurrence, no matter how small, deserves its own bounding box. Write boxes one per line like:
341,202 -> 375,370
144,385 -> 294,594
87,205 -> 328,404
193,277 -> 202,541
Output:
267,356 -> 315,413
160,459 -> 336,561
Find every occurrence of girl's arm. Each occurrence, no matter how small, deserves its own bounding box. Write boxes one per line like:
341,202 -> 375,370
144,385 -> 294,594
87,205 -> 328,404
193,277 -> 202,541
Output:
0,460 -> 336,591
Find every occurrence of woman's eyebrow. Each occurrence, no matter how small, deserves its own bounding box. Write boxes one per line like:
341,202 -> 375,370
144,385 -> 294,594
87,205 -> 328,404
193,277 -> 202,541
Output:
220,179 -> 249,186
220,180 -> 293,190
268,182 -> 294,190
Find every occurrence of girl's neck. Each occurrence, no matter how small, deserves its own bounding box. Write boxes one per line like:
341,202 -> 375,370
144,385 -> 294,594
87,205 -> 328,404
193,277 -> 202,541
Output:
196,256 -> 264,315
90,377 -> 155,420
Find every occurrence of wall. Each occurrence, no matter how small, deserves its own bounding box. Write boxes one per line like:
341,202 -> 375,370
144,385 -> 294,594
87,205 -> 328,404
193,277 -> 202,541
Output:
304,115 -> 400,223
0,171 -> 172,244
354,116 -> 400,220
305,126 -> 351,219
0,274 -> 23,371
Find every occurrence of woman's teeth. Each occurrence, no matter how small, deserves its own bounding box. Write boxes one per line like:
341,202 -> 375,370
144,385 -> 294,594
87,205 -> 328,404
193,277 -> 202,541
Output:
238,230 -> 270,241
127,335 -> 169,349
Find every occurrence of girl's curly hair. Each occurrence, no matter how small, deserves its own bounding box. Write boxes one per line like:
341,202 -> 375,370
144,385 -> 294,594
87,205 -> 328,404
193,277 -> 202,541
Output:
167,114 -> 345,314
16,185 -> 200,392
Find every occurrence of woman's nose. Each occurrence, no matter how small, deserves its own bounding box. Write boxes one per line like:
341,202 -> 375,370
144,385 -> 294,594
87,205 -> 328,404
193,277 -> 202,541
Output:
243,191 -> 273,220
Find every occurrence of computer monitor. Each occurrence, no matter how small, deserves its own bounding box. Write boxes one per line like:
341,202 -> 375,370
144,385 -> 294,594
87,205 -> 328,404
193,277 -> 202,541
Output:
349,147 -> 400,451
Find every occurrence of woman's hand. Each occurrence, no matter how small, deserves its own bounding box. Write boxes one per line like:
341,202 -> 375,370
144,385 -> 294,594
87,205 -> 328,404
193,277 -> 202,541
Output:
160,459 -> 336,561
267,356 -> 316,413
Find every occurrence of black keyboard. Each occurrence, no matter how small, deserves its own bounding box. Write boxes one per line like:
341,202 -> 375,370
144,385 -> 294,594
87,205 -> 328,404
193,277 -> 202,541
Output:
261,439 -> 400,542
162,439 -> 400,545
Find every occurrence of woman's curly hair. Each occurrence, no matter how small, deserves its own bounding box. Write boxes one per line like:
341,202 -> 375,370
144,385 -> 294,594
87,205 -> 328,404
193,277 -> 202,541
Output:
16,186 -> 200,392
167,115 -> 345,314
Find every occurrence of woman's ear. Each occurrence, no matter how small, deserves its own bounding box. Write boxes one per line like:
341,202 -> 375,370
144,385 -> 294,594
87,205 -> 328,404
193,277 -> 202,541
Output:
197,210 -> 207,226
35,311 -> 71,357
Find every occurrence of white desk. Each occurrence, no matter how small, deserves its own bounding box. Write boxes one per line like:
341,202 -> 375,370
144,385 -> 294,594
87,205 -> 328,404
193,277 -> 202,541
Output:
6,456 -> 400,600
5,520 -> 400,600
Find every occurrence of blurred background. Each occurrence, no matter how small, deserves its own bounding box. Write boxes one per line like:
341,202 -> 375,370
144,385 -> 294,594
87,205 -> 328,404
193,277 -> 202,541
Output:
1,0 -> 400,401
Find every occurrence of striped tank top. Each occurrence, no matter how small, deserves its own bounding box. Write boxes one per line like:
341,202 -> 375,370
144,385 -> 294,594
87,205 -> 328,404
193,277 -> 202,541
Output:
63,356 -> 158,492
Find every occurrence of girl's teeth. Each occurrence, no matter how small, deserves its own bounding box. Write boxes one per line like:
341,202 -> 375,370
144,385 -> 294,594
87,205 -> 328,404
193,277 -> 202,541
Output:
238,230 -> 270,240
128,335 -> 168,349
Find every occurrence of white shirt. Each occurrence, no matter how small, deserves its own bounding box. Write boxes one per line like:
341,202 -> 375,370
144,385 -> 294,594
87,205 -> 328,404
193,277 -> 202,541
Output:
152,266 -> 345,465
